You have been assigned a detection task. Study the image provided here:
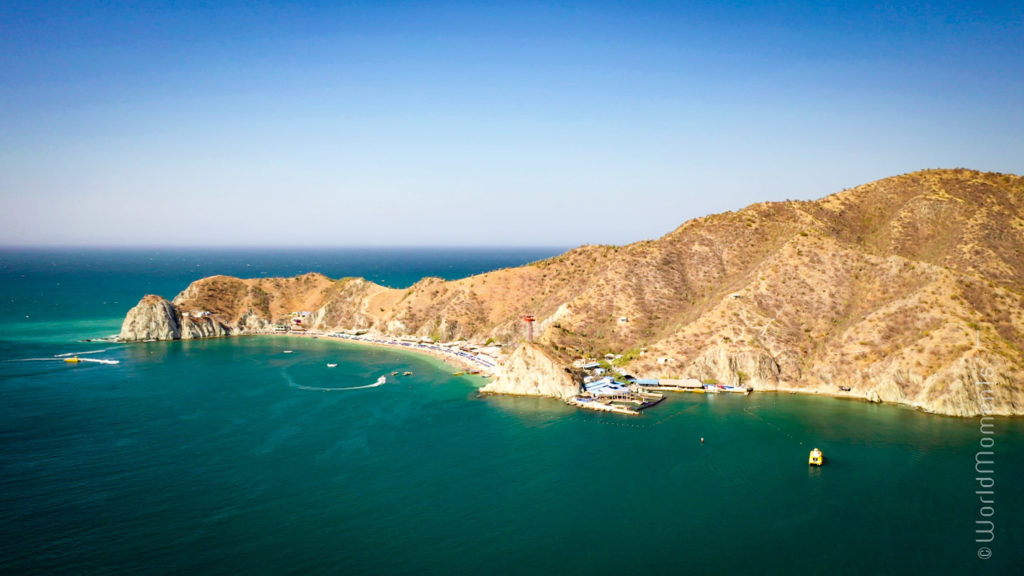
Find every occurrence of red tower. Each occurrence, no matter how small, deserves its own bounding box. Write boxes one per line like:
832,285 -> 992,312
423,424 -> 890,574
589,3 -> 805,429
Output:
523,315 -> 536,342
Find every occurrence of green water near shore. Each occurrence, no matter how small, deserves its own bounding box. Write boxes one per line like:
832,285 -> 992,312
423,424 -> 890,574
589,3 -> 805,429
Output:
1,249 -> 1021,574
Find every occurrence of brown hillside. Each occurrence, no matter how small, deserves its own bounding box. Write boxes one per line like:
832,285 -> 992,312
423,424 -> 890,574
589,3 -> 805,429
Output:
159,169 -> 1023,416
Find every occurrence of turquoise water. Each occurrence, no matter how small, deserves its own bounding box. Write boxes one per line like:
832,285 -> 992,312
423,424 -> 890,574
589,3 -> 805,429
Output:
0,247 -> 563,342
1,249 -> 1021,574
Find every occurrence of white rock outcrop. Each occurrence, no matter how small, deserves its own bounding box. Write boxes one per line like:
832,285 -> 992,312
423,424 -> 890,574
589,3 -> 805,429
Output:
691,345 -> 780,388
480,343 -> 580,400
119,295 -> 182,341
119,294 -> 232,341
180,316 -> 231,339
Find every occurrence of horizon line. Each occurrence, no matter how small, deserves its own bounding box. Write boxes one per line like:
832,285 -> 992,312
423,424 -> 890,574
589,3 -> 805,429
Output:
0,244 -> 577,251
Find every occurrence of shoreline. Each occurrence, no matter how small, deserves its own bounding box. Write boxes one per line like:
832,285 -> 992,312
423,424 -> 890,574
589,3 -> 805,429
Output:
251,330 -> 500,379
760,384 -> 871,402
262,334 -> 897,414
112,332 -> 1008,418
757,385 -> 939,414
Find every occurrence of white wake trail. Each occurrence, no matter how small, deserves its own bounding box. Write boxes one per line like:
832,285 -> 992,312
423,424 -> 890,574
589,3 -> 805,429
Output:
55,348 -> 119,357
284,372 -> 387,392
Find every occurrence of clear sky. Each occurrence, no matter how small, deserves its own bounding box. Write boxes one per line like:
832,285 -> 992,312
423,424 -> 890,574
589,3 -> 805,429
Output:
1,0 -> 1021,247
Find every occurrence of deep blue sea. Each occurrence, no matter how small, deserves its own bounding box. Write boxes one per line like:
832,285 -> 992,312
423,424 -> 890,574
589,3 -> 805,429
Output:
1,248 -> 1021,575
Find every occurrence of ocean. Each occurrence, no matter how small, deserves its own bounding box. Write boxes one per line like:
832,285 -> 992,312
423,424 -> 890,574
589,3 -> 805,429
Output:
1,248 -> 1020,574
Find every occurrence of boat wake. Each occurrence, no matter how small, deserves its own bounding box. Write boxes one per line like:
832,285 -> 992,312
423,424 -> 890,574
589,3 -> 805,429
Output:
55,348 -> 120,357
12,356 -> 119,365
76,358 -> 120,365
8,349 -> 125,365
285,372 -> 387,392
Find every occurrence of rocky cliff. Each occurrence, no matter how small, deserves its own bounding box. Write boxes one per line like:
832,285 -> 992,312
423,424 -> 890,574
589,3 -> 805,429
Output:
118,169 -> 1024,416
480,344 -> 582,400
119,295 -> 182,341
119,294 -> 232,341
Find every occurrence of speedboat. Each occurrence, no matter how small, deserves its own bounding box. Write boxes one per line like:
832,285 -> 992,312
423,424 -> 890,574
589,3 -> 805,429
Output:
327,363 -> 338,368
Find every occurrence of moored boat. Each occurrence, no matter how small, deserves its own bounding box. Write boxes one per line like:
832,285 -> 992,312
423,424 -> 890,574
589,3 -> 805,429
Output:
809,448 -> 824,466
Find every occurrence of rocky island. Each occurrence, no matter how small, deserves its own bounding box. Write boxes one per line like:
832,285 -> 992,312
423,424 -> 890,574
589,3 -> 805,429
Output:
119,169 -> 1024,417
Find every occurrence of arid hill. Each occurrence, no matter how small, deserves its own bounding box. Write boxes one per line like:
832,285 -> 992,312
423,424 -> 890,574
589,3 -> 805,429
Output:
120,169 -> 1024,416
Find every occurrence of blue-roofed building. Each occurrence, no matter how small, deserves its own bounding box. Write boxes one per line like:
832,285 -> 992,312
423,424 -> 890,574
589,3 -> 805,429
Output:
584,377 -> 631,397
636,378 -> 660,387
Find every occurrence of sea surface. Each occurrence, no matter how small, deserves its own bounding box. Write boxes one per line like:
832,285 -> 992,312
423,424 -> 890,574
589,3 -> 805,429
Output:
1,248 -> 1020,575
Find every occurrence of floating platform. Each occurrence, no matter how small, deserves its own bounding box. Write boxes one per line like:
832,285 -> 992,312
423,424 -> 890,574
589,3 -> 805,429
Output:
567,390 -> 664,415
568,397 -> 640,415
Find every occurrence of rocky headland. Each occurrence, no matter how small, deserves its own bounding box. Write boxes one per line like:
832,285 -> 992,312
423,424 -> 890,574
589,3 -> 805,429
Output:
119,169 -> 1024,417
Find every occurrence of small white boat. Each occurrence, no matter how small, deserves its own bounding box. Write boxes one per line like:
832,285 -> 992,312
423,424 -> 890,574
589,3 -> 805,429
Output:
376,376 -> 386,385
327,363 -> 338,368
283,350 -> 293,354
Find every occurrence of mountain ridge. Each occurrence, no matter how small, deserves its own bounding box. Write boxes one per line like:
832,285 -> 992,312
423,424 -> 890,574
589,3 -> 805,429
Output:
119,168 -> 1024,416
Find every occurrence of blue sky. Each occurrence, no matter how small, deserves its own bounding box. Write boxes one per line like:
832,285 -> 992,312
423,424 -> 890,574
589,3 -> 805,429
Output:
1,0 -> 1021,247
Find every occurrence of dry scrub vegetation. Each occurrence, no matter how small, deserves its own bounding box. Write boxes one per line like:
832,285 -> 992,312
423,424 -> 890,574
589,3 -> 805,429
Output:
170,169 -> 1024,415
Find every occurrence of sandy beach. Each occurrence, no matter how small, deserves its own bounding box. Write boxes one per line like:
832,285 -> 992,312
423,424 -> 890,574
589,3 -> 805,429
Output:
259,330 -> 501,378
